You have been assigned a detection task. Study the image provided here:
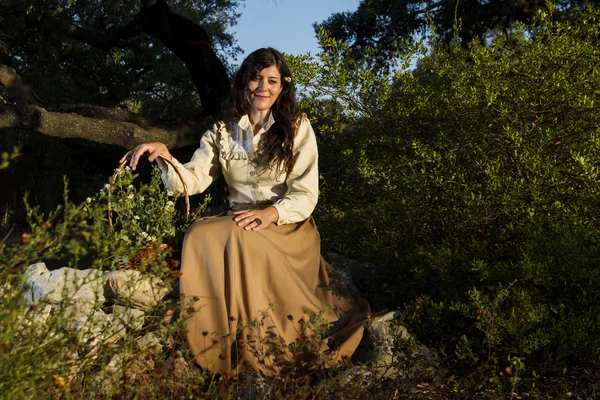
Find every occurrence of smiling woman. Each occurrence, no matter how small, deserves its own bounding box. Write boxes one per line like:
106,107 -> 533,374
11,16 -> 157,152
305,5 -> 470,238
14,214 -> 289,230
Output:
247,65 -> 283,119
121,48 -> 371,375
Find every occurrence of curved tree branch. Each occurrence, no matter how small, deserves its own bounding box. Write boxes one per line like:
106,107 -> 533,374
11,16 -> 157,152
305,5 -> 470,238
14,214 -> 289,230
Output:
0,103 -> 206,150
51,104 -> 156,126
0,73 -> 200,148
140,0 -> 231,116
0,63 -> 204,150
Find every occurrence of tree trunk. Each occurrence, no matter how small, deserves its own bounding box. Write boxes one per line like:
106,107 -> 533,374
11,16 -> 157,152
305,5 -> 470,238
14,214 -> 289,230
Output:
141,0 -> 231,117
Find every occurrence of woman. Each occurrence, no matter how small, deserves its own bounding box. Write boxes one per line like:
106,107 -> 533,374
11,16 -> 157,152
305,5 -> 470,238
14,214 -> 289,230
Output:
121,48 -> 369,375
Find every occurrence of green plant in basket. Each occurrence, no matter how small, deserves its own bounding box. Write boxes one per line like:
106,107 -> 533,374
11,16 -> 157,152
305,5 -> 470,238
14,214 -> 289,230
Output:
84,165 -> 207,270
106,165 -> 180,247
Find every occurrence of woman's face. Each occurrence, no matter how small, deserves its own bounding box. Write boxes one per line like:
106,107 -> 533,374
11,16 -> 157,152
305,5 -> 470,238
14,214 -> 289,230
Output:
247,64 -> 283,114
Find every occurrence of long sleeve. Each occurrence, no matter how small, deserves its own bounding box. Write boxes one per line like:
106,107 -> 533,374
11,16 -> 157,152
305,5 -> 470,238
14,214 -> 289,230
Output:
272,117 -> 319,224
161,126 -> 221,195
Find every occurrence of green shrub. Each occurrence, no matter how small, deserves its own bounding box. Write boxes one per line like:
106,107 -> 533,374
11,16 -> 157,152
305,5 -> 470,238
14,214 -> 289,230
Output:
290,6 -> 600,368
0,166 -> 213,398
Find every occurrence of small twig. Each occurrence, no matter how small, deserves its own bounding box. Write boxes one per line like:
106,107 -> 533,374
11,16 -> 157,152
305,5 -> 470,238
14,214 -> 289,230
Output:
0,225 -> 13,246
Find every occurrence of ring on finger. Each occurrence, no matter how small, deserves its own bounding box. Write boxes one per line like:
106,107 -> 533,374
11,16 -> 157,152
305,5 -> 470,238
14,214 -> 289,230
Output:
253,218 -> 263,226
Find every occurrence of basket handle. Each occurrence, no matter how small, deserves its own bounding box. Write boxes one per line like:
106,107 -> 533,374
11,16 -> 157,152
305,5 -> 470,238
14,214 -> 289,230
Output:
108,155 -> 190,228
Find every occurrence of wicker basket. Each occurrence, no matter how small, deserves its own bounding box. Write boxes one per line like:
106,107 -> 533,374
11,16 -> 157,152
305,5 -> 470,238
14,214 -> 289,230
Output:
115,243 -> 170,270
108,154 -> 190,270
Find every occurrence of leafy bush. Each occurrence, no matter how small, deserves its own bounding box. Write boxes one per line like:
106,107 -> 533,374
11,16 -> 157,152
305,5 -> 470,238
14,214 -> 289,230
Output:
290,6 -> 600,369
0,166 -> 214,398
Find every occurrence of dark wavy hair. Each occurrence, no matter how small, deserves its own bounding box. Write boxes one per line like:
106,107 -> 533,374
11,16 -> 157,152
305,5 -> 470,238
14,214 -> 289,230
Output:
222,47 -> 299,176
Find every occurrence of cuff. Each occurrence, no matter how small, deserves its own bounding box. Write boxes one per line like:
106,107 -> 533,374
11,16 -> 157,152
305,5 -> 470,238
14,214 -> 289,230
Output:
271,202 -> 287,225
160,157 -> 185,194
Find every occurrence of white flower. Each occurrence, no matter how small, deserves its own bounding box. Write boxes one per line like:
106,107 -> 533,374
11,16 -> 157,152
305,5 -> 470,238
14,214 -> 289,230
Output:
127,194 -> 134,199
134,215 -> 140,220
149,235 -> 157,242
104,183 -> 111,189
166,190 -> 174,197
165,201 -> 174,210
141,232 -> 148,238
139,196 -> 145,202
125,166 -> 131,171
127,185 -> 134,190
86,197 -> 92,203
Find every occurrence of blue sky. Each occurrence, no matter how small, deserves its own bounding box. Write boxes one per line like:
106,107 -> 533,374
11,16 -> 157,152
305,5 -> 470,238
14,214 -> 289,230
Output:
230,0 -> 361,63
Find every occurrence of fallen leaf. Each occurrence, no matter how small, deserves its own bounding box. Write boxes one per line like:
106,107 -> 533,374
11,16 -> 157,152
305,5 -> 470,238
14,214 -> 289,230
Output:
53,375 -> 66,387
21,233 -> 31,243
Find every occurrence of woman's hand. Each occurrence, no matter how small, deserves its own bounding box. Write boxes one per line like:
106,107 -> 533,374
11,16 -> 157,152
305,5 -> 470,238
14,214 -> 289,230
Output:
119,142 -> 173,170
233,206 -> 279,232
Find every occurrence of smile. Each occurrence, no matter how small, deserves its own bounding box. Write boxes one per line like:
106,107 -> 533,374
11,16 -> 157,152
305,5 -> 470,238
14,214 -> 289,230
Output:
254,94 -> 269,100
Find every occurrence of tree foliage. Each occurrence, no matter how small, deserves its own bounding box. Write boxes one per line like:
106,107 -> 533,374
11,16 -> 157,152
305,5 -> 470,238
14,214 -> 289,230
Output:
0,0 -> 241,225
315,0 -> 599,69
292,5 -> 600,367
0,0 -> 241,118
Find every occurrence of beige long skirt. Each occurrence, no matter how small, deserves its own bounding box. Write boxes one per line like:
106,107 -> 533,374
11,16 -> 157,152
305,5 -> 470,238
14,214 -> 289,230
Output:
180,215 -> 370,375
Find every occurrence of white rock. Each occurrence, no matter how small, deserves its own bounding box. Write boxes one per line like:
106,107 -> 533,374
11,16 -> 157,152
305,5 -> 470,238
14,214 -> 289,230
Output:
22,263 -> 51,303
32,304 -> 53,325
52,300 -> 97,322
24,262 -> 48,280
19,304 -> 53,329
111,305 -> 145,331
374,310 -> 403,324
103,270 -> 168,310
366,310 -> 410,378
340,365 -> 372,383
136,332 -> 162,355
55,305 -> 126,350
23,263 -> 105,305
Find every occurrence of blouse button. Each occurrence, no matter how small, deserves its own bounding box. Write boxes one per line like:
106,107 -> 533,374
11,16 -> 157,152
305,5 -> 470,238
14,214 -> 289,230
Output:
252,184 -> 258,189
249,171 -> 255,176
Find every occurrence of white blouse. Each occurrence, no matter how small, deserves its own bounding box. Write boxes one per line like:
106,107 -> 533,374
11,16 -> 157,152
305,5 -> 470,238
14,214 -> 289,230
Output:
160,113 -> 319,225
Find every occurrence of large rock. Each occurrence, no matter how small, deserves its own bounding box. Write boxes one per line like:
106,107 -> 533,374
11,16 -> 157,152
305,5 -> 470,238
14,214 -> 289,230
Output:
111,305 -> 146,331
53,301 -> 126,348
366,310 -> 410,378
19,304 -> 53,329
323,252 -> 380,297
23,263 -> 105,305
103,270 -> 168,311
136,332 -> 162,355
348,310 -> 437,380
